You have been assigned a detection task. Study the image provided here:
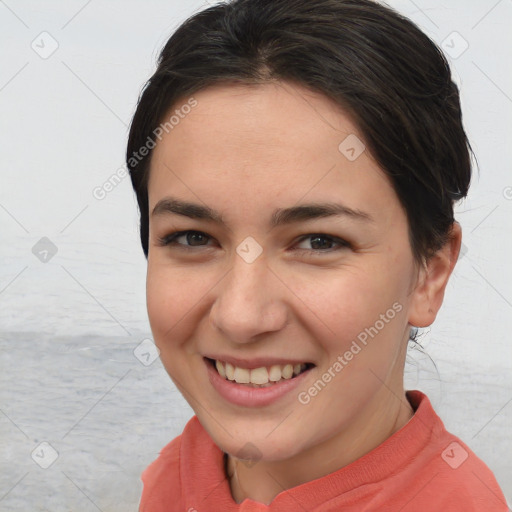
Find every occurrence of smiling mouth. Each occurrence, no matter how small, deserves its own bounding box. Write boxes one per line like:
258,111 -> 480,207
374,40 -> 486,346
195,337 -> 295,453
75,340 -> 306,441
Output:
205,357 -> 315,388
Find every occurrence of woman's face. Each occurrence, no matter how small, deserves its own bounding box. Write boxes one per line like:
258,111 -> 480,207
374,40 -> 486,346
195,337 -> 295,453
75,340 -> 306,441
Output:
146,81 -> 421,462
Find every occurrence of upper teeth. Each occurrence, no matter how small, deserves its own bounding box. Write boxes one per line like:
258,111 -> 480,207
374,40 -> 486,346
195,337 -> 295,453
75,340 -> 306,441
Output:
215,360 -> 307,385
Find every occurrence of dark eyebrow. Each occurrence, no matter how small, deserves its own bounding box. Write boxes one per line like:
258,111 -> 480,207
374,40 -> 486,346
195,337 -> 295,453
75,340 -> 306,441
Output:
151,196 -> 374,228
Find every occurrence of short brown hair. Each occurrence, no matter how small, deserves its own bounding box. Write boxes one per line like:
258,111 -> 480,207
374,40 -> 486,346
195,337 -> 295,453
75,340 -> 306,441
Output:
126,0 -> 474,264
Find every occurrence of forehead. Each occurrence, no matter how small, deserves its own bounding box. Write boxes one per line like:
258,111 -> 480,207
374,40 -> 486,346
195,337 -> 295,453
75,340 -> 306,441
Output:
152,81 -> 361,160
147,81 -> 399,224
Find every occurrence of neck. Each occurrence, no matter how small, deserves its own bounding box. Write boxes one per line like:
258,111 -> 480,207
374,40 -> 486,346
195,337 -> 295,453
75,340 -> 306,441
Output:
226,387 -> 414,505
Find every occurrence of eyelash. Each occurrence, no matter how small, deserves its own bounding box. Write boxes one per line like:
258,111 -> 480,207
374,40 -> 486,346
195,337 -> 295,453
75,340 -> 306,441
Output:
157,230 -> 351,255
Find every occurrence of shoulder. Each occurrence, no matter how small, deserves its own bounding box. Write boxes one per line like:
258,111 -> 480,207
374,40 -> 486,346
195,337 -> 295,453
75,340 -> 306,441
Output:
138,433 -> 183,512
138,415 -> 211,512
398,391 -> 508,511
438,436 -> 507,509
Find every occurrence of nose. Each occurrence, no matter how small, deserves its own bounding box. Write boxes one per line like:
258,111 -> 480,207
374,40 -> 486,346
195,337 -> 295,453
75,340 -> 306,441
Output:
209,251 -> 288,344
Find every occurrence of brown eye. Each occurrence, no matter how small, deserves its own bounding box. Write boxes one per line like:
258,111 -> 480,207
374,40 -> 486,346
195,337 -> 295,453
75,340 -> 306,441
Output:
295,233 -> 350,254
158,230 -> 213,248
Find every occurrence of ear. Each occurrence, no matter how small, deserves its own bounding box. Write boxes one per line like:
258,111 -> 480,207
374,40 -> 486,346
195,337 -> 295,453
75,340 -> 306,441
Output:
408,221 -> 462,328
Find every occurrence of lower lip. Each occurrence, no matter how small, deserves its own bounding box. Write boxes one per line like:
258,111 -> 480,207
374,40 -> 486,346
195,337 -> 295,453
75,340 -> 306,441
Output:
205,358 -> 314,407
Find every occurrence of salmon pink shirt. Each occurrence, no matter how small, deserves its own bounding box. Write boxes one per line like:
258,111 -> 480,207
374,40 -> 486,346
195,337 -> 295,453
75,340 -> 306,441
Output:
139,390 -> 508,511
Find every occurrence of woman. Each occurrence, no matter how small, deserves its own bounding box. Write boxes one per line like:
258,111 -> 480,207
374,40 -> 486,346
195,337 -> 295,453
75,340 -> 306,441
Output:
126,0 -> 508,509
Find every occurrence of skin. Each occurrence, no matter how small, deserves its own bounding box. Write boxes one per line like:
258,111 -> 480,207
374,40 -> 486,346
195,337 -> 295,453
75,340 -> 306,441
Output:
145,81 -> 462,505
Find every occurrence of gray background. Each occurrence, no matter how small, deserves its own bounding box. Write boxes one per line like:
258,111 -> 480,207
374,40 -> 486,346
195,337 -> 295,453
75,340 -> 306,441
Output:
0,0 -> 511,510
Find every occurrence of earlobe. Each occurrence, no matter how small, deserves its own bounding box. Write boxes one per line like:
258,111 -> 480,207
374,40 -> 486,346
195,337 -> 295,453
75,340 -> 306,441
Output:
408,222 -> 462,328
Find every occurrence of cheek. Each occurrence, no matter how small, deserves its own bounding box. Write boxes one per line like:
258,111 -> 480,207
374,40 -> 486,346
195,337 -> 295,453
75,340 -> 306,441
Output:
145,262 -> 206,349
298,267 -> 391,333
296,263 -> 409,369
